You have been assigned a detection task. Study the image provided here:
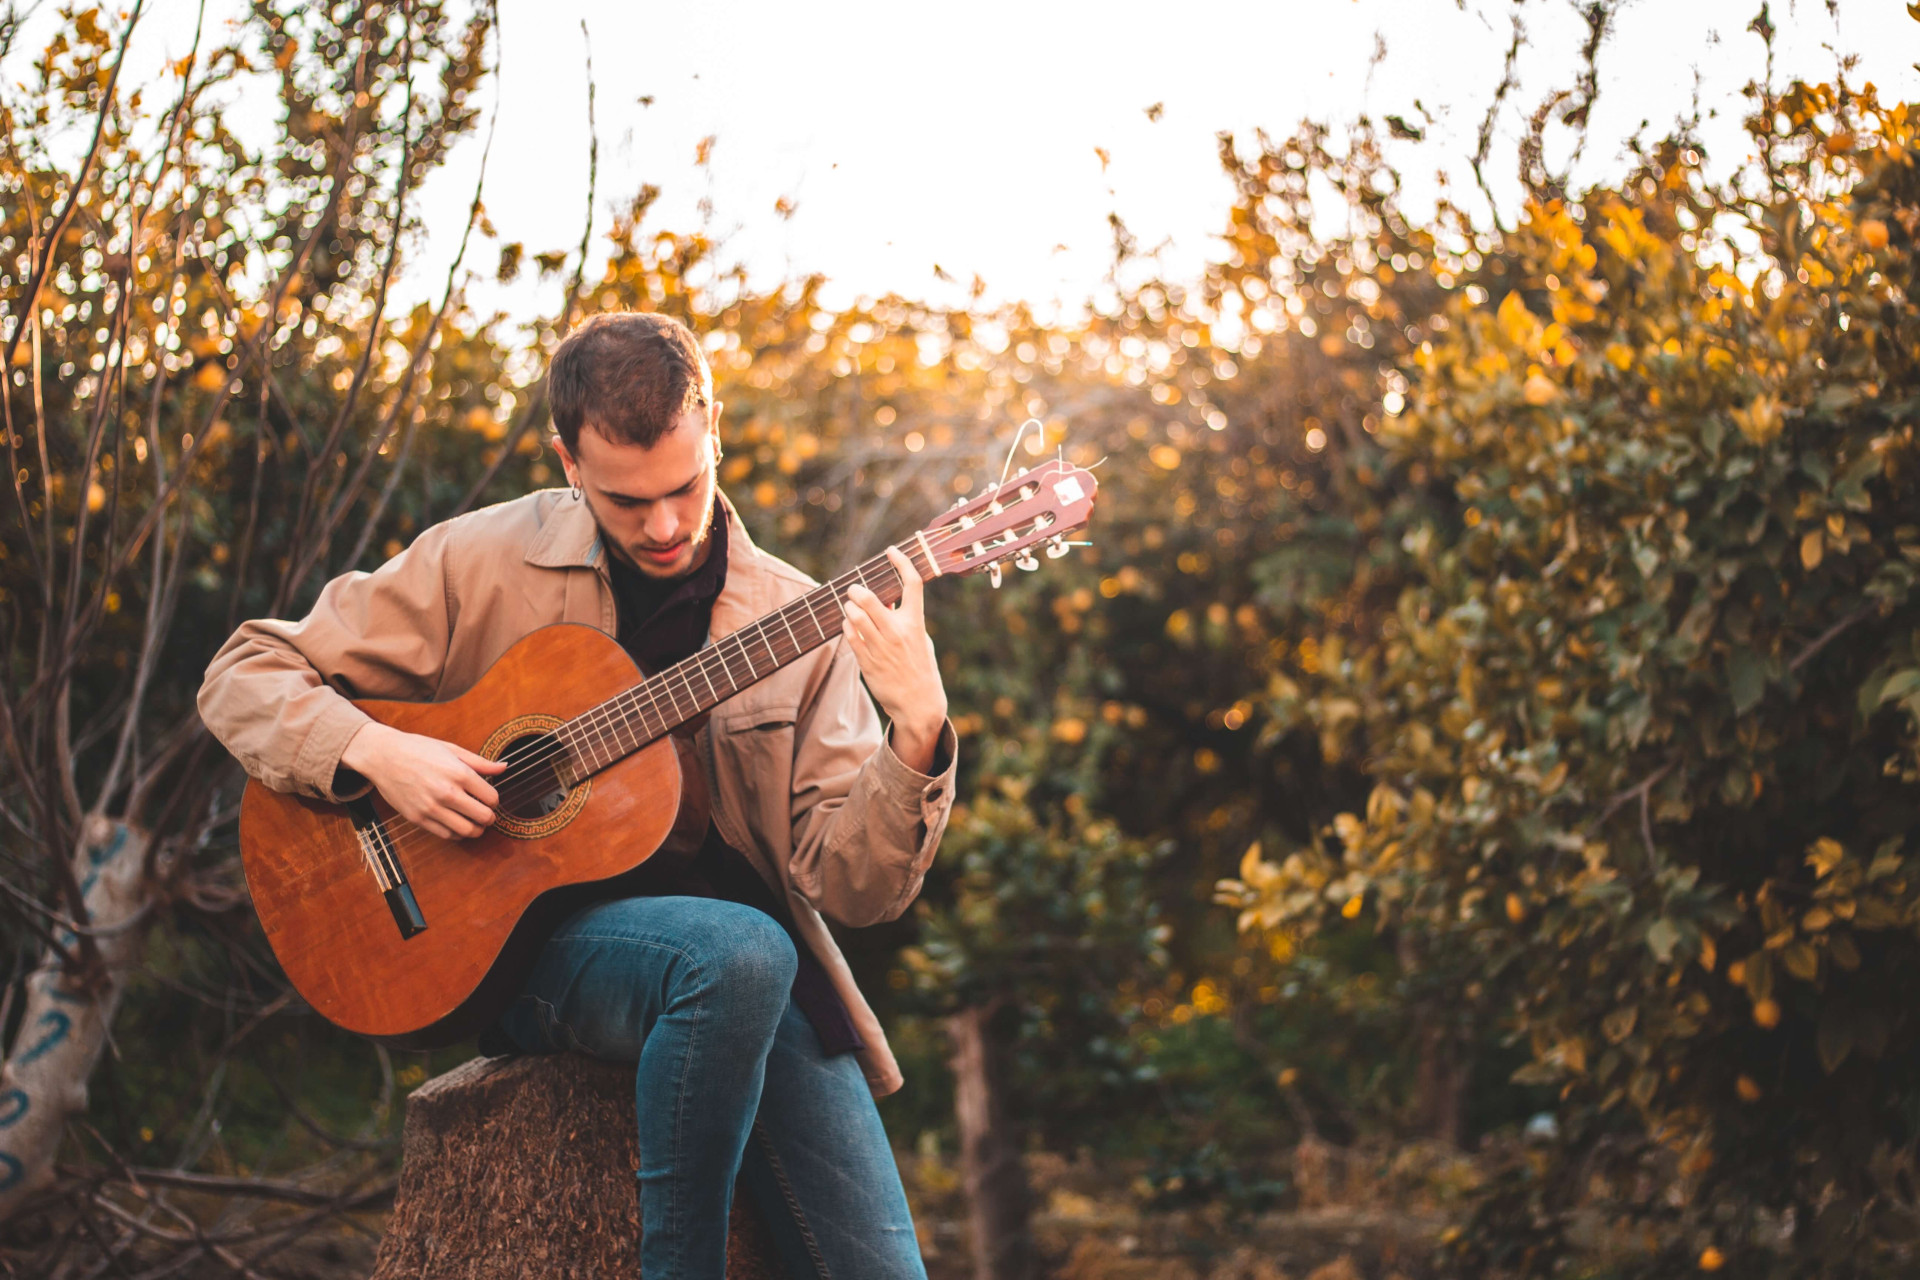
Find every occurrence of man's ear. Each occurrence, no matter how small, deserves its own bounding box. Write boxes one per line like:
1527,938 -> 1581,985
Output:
708,399 -> 725,460
550,434 -> 579,487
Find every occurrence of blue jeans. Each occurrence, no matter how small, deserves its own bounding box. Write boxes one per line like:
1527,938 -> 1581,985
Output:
496,895 -> 927,1280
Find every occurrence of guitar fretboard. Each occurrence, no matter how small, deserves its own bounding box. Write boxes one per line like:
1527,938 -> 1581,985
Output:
553,538 -> 936,777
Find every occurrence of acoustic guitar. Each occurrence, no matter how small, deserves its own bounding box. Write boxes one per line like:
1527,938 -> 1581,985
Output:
239,459 -> 1098,1047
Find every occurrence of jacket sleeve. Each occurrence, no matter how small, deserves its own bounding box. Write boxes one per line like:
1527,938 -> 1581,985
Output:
196,521 -> 459,802
785,636 -> 959,928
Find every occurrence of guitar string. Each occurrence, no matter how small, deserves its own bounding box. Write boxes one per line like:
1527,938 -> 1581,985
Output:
446,483 -> 1068,824
361,556 -> 899,868
349,477 -> 1077,871
450,502 -> 988,807
362,486 -> 1070,866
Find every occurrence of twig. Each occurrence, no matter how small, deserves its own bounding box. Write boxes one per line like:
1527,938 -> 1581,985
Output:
1788,603 -> 1871,673
112,1168 -> 369,1209
452,16 -> 596,517
1469,10 -> 1524,235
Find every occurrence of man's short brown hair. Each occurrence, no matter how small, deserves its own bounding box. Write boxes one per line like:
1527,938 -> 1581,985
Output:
547,311 -> 712,451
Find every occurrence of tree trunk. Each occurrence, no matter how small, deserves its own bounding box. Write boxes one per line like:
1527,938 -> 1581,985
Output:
1411,1020 -> 1469,1147
0,818 -> 151,1220
947,1003 -> 1034,1280
370,1053 -> 782,1279
1397,931 -> 1469,1147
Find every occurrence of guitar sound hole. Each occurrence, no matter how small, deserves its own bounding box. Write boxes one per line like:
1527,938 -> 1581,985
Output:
496,732 -> 573,820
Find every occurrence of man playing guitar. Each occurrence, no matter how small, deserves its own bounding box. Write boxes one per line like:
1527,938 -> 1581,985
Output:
198,311 -> 955,1278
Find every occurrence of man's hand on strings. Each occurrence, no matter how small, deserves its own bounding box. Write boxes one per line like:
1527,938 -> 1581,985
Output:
341,722 -> 507,840
842,547 -> 950,773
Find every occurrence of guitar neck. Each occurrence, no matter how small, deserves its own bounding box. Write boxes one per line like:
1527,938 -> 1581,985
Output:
555,538 -> 937,776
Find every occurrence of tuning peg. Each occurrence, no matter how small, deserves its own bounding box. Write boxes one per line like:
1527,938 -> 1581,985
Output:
1045,536 -> 1070,559
1015,549 -> 1040,571
988,562 -> 1003,589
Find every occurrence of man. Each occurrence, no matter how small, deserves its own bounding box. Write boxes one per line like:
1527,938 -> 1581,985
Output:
198,311 -> 955,1278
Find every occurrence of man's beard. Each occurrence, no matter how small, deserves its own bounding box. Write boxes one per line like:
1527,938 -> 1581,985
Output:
590,499 -> 713,580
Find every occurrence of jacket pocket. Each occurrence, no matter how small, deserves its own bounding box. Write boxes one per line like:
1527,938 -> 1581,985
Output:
718,707 -> 797,734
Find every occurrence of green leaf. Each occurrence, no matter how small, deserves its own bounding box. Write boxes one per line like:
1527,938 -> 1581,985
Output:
1646,917 -> 1681,964
1728,647 -> 1767,714
1875,669 -> 1920,709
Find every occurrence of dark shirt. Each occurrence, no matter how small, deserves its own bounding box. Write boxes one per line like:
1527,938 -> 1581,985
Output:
603,502 -> 863,1057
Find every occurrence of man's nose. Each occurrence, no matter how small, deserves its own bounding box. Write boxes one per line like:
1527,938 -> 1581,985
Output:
642,506 -> 680,546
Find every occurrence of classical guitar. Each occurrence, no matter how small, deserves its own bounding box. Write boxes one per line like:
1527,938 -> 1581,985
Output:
239,459 -> 1097,1047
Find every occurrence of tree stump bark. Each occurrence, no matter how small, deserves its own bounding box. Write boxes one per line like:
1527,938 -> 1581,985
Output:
370,1054 -> 783,1279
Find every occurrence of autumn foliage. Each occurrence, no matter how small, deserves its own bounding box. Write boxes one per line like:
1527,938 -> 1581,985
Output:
4,2 -> 1920,1276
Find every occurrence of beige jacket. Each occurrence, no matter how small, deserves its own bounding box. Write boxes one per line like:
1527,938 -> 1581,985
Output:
198,489 -> 957,1095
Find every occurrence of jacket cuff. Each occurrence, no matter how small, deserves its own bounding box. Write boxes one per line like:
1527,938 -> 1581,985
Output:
294,699 -> 376,803
877,717 -> 958,809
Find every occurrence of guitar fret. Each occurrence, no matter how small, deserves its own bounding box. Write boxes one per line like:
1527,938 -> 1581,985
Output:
557,541 -> 951,778
776,607 -> 802,658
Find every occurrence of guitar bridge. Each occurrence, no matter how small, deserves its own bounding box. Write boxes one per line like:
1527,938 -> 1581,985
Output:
349,797 -> 427,939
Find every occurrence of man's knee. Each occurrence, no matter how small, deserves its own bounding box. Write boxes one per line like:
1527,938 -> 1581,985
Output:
675,902 -> 798,1010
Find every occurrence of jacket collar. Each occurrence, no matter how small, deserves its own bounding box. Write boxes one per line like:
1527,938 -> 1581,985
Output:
522,486 -> 775,638
523,489 -> 605,570
708,490 -> 775,640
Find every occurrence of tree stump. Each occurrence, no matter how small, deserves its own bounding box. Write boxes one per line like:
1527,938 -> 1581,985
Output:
370,1054 -> 783,1278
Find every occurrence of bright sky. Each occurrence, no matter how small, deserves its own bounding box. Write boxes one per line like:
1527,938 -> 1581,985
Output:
21,1 -> 1920,320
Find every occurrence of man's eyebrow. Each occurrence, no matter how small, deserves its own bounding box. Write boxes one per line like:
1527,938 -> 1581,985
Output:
598,467 -> 704,503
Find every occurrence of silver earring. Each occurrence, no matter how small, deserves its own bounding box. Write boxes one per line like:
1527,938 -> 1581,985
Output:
569,481 -> 582,500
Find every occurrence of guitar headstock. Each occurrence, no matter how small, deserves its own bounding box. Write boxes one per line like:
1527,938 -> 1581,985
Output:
914,459 -> 1098,585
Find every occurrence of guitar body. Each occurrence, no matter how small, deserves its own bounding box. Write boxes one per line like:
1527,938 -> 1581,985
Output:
239,624 -> 687,1048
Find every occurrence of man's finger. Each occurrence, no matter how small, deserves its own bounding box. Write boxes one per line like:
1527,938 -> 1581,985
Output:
843,590 -> 885,633
885,546 -> 924,624
445,789 -> 494,827
463,773 -> 501,809
454,745 -> 509,775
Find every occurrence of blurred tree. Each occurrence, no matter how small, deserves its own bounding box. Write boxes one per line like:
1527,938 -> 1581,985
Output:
0,0 -> 502,1258
1220,62 -> 1920,1276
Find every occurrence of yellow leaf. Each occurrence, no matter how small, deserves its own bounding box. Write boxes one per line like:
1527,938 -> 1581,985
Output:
1861,219 -> 1889,249
1239,842 -> 1264,883
1496,290 -> 1538,347
1150,444 -> 1181,470
1735,1075 -> 1763,1103
1505,892 -> 1526,923
1700,1246 -> 1726,1271
1050,718 -> 1087,744
1753,998 -> 1781,1029
1605,342 -> 1633,370
1341,894 -> 1364,919
1782,942 -> 1819,981
1800,530 -> 1824,571
1732,395 -> 1782,445
1807,837 -> 1845,877
1522,371 -> 1560,406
